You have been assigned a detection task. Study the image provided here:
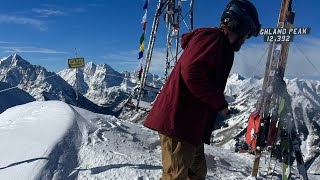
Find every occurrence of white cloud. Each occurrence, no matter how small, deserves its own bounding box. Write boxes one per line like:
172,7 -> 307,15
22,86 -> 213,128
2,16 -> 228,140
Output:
0,41 -> 16,44
231,43 -> 269,78
150,37 -> 320,79
32,8 -> 65,17
102,37 -> 320,79
147,48 -> 171,75
33,3 -> 87,15
287,38 -> 320,79
1,46 -> 66,54
0,15 -> 46,31
232,37 -> 320,79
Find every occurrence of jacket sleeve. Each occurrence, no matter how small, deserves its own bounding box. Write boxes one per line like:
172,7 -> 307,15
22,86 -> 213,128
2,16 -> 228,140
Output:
180,32 -> 228,111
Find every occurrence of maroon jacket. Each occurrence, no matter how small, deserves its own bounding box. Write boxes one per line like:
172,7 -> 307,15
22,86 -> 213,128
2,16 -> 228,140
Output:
143,28 -> 234,146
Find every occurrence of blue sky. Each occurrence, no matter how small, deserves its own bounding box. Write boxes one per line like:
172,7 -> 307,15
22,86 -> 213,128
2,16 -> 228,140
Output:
0,0 -> 319,79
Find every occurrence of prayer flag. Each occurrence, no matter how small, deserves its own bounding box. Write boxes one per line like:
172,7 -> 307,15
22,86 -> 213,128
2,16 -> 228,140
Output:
138,51 -> 143,59
140,33 -> 145,44
139,41 -> 145,51
141,11 -> 147,23
143,0 -> 148,11
142,22 -> 147,31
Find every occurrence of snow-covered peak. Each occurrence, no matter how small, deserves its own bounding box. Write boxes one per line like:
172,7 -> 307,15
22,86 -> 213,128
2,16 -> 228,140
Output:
59,62 -> 165,107
0,54 -> 44,86
228,73 -> 245,82
0,55 -> 114,115
225,74 -> 261,97
86,61 -> 96,67
58,61 -> 128,107
8,54 -> 26,63
0,54 -> 31,68
287,78 -> 320,99
84,61 -> 97,74
11,53 -> 23,60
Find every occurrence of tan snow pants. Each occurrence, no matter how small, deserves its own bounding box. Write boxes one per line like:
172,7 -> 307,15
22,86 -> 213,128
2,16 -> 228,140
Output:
159,133 -> 207,180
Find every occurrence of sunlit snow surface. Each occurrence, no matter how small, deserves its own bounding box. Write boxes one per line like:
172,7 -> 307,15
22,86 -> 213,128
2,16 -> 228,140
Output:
0,101 -> 319,179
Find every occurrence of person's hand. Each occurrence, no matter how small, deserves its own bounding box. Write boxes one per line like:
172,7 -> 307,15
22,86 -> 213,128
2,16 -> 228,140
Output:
220,107 -> 230,118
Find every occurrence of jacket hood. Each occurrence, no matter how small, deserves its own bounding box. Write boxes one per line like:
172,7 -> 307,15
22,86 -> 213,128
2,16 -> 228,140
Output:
181,29 -> 199,49
181,28 -> 223,49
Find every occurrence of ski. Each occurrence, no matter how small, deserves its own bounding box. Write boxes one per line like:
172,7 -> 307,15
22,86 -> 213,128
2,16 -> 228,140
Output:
281,132 -> 291,180
273,74 -> 309,180
292,135 -> 309,179
249,41 -> 284,177
273,71 -> 292,180
245,0 -> 309,179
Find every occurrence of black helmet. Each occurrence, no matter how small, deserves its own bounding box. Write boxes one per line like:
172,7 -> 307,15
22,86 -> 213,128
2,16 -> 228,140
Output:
221,0 -> 261,39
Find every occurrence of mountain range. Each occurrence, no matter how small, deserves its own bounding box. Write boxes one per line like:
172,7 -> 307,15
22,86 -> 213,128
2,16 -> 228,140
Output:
0,54 -> 115,115
214,74 -> 320,173
58,61 -> 164,107
0,54 -> 319,173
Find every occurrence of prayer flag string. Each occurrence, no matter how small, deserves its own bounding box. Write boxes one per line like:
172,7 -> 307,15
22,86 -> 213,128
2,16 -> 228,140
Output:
137,0 -> 149,82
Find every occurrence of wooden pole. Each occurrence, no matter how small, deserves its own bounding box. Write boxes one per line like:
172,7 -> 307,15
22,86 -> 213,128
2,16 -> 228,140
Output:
252,0 -> 294,177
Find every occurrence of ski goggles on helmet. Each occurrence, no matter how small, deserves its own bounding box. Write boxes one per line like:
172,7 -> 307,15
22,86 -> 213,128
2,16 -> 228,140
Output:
227,1 -> 261,39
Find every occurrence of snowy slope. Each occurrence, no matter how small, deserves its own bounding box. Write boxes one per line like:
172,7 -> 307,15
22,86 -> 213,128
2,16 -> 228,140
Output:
119,73 -> 320,174
3,101 -> 318,179
287,78 -> 320,173
0,82 -> 35,113
0,54 -> 115,115
0,101 -> 91,179
213,74 -> 320,173
117,74 -> 320,171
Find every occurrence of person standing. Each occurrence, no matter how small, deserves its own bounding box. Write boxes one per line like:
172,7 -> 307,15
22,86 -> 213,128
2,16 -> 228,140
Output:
144,0 -> 261,179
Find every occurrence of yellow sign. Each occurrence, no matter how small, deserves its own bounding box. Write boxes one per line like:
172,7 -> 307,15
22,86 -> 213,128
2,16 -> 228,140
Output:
68,58 -> 85,68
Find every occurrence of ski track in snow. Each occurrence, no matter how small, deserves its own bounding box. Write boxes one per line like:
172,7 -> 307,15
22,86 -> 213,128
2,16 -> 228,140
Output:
73,108 -> 320,180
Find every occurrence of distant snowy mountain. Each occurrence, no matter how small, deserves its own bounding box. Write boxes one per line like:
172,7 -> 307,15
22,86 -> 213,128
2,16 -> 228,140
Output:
213,74 -> 320,173
0,82 -> 35,113
58,61 -> 164,107
0,54 -> 115,115
0,53 -> 319,178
